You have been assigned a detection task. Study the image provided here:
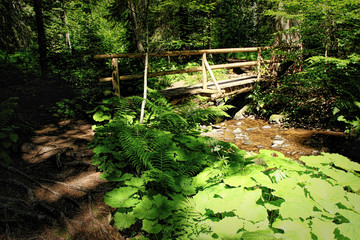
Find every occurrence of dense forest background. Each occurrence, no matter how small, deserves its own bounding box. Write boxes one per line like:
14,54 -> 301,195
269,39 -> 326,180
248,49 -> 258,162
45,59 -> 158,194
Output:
1,0 -> 360,130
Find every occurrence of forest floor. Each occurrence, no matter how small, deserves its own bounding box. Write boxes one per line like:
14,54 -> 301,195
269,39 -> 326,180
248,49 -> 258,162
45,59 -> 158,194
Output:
1,74 -> 360,240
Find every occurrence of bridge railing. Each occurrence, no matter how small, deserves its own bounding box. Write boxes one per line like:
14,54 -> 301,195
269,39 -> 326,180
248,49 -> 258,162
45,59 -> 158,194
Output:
94,47 -> 271,96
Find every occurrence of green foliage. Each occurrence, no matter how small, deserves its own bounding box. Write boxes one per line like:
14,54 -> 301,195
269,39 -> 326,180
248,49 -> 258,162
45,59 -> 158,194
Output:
89,90 -> 360,239
337,101 -> 360,139
250,54 -> 360,128
0,97 -> 20,164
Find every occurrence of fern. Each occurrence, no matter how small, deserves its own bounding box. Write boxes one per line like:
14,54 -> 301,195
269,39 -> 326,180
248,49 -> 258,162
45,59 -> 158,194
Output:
0,97 -> 18,128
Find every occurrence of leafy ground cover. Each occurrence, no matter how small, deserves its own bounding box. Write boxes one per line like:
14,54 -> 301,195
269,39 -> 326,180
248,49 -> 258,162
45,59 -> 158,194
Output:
90,92 -> 360,240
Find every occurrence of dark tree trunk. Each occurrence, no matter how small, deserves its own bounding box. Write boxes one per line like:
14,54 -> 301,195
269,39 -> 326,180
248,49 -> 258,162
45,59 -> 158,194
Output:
33,0 -> 48,79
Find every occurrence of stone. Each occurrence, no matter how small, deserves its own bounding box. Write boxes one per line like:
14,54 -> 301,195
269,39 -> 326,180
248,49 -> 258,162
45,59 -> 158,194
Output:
246,127 -> 259,131
236,121 -> 242,126
262,125 -> 271,129
233,105 -> 249,120
213,125 -> 221,129
257,145 -> 263,148
232,128 -> 242,134
311,150 -> 320,155
244,139 -> 253,145
273,135 -> 285,140
273,140 -> 285,145
269,114 -> 286,124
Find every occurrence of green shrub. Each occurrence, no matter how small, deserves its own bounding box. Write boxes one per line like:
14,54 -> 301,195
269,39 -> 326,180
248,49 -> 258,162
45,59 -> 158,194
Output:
0,97 -> 20,164
250,54 -> 360,129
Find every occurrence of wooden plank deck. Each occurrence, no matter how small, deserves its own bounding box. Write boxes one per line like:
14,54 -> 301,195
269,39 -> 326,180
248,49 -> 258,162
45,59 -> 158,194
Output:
160,75 -> 262,98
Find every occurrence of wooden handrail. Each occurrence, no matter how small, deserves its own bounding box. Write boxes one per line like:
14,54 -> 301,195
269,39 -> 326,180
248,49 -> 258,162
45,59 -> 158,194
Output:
95,47 -> 272,96
94,47 -> 271,60
99,61 -> 273,82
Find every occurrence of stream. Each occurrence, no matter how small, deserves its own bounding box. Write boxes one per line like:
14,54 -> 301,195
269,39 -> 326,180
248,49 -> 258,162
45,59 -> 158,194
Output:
201,116 -> 360,163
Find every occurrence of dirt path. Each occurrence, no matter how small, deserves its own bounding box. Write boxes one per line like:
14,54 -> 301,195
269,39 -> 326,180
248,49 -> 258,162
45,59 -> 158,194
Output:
0,119 -> 122,240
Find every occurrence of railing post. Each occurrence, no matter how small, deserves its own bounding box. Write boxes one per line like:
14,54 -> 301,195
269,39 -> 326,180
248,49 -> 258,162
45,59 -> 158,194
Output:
111,58 -> 120,96
257,48 -> 262,81
202,53 -> 207,90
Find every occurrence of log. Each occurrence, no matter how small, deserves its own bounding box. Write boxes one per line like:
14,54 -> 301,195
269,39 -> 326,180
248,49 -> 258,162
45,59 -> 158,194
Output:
202,53 -> 207,90
203,57 -> 222,93
94,47 -> 271,60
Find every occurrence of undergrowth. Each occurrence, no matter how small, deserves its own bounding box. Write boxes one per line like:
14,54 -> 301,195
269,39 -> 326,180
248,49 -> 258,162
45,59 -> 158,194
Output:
89,90 -> 360,239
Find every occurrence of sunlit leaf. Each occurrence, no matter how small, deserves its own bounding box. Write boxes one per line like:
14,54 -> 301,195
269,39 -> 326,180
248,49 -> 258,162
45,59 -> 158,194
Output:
273,219 -> 311,240
306,178 -> 345,214
240,229 -> 276,240
279,198 -> 314,219
322,153 -> 360,172
133,196 -> 158,220
211,217 -> 243,236
142,219 -> 162,234
104,187 -> 139,208
114,212 -> 137,230
299,155 -> 330,169
310,218 -> 336,240
320,166 -> 360,192
337,223 -> 360,240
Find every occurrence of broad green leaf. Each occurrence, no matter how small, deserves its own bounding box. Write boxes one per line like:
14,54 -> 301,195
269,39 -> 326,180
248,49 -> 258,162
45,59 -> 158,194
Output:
337,209 -> 360,224
243,219 -> 270,232
306,178 -> 345,214
272,181 -> 304,200
322,153 -> 360,172
311,218 -> 336,240
337,223 -> 360,240
224,164 -> 265,187
273,219 -> 311,240
224,174 -> 256,187
133,196 -> 158,219
192,167 -> 217,188
300,155 -> 330,169
153,194 -> 173,219
142,219 -> 162,234
113,212 -> 136,230
93,145 -> 112,154
344,192 -> 360,213
320,166 -> 360,192
9,133 -> 18,143
125,177 -> 145,191
93,110 -> 110,122
203,187 -> 245,213
240,230 -> 276,240
211,217 -> 243,236
104,187 -> 139,208
236,204 -> 268,222
279,198 -> 314,219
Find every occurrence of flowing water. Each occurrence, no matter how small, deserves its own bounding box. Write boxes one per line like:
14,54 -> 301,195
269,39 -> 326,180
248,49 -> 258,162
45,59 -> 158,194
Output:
202,117 -> 360,163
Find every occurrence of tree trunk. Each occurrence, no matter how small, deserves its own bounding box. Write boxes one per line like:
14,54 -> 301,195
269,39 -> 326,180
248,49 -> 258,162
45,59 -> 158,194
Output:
33,0 -> 48,79
128,0 -> 145,53
63,3 -> 72,53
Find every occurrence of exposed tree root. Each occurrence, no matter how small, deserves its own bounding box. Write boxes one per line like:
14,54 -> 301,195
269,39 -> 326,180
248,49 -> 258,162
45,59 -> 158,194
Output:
35,177 -> 87,192
0,163 -> 80,207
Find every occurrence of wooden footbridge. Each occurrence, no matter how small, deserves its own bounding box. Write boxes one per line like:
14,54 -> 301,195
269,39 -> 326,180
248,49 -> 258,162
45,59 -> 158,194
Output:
94,47 -> 272,99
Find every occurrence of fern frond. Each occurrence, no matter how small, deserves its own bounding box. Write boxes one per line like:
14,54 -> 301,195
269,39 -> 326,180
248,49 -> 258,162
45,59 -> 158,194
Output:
149,134 -> 177,172
118,124 -> 152,172
0,97 -> 18,128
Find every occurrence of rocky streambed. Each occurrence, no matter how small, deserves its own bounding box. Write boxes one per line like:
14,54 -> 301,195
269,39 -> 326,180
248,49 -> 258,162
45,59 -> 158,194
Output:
201,116 -> 360,162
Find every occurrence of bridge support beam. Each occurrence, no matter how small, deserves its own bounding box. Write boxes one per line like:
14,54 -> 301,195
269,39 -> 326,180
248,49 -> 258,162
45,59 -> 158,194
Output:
111,58 -> 120,96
